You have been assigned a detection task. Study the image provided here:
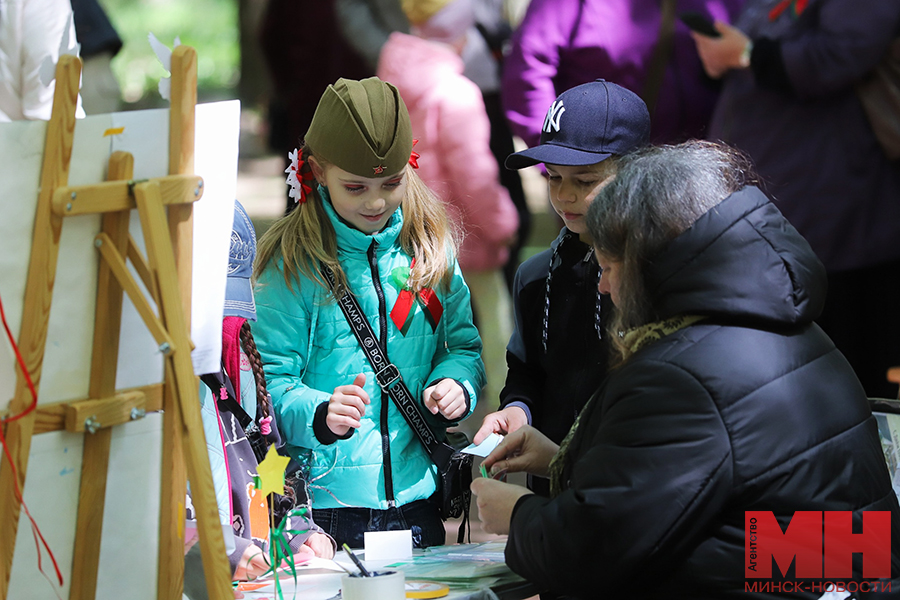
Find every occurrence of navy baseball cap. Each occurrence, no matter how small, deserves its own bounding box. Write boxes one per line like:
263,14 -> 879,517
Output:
223,200 -> 257,321
506,79 -> 651,169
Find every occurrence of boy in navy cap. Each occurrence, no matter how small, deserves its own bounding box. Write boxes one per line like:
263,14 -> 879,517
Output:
473,80 -> 650,497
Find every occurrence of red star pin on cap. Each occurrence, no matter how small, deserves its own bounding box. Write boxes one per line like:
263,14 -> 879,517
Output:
373,165 -> 386,175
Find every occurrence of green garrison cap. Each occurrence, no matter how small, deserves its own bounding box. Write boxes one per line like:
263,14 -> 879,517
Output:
305,77 -> 413,178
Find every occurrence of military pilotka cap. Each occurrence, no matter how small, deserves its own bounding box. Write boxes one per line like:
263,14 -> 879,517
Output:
505,79 -> 650,169
305,77 -> 413,178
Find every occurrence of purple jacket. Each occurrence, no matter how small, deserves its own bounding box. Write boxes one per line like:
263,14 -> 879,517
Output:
708,0 -> 900,272
502,0 -> 744,147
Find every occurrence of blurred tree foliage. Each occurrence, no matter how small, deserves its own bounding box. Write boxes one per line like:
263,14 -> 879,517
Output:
102,0 -> 239,106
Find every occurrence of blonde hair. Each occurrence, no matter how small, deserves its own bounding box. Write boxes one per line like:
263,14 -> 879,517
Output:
255,143 -> 459,297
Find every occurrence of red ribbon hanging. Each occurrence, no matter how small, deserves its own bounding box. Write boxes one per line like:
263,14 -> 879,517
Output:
0,292 -> 64,589
390,289 -> 417,334
417,288 -> 443,330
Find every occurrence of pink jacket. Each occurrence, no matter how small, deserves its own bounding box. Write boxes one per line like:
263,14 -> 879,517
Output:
378,32 -> 518,272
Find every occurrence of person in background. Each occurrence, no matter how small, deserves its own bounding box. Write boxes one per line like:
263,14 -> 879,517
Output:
378,0 -> 519,418
184,201 -> 333,597
335,0 -> 530,288
472,141 -> 900,599
692,0 -> 900,399
501,0 -> 744,149
70,0 -> 122,114
473,80 -> 650,498
0,0 -> 82,121
259,0 -> 372,214
253,77 -> 485,549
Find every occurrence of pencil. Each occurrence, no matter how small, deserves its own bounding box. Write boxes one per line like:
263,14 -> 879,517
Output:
342,543 -> 372,577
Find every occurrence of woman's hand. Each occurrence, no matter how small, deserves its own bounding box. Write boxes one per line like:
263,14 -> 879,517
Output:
423,379 -> 467,421
326,373 -> 370,436
470,478 -> 532,535
473,406 -> 529,444
482,425 -> 559,478
692,21 -> 752,79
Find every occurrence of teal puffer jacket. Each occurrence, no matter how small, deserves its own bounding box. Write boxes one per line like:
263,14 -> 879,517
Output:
253,197 -> 485,510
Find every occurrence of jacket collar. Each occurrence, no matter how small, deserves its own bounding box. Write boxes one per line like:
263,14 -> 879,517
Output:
320,185 -> 404,254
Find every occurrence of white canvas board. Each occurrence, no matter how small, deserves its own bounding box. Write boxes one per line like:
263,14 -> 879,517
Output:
39,115 -> 110,403
7,414 -> 163,600
190,99 -> 239,375
0,100 -> 238,408
7,428 -> 83,600
0,118 -> 48,403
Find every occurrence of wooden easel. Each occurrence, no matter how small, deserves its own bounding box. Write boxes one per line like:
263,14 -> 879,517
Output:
0,49 -> 232,600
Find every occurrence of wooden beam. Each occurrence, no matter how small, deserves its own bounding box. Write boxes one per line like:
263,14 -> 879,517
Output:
128,235 -> 158,302
0,384 -> 164,436
158,44 -> 197,600
0,55 -> 81,600
64,390 -> 147,435
51,174 -> 203,216
95,232 -> 174,352
69,150 -> 134,600
135,180 -> 232,599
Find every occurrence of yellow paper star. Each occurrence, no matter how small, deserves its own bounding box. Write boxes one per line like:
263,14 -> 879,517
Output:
255,444 -> 290,498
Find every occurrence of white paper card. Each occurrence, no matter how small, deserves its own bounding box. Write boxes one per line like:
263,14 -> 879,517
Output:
364,530 -> 413,562
461,432 -> 503,457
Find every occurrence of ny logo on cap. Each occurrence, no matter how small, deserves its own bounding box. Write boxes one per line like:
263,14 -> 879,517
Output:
543,100 -> 565,134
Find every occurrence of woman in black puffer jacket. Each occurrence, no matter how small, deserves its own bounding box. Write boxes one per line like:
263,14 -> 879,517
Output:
471,141 -> 900,599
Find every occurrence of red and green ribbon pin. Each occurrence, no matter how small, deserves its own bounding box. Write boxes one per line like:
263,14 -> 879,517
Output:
389,259 -> 442,335
768,0 -> 808,21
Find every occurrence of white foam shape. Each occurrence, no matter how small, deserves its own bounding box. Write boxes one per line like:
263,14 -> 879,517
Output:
148,33 -> 182,101
60,13 -> 80,57
39,13 -> 81,86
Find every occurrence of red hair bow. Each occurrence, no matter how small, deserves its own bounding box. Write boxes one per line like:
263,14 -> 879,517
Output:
409,139 -> 420,169
285,148 -> 316,204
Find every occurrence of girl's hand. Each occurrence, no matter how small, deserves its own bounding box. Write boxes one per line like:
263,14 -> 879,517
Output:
470,478 -> 532,535
481,425 -> 559,478
423,379 -> 467,421
303,532 -> 335,559
691,21 -> 752,79
473,406 -> 528,445
233,545 -> 269,581
326,373 -> 370,436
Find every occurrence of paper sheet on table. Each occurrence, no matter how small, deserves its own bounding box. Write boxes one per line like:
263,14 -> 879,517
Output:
460,432 -> 503,457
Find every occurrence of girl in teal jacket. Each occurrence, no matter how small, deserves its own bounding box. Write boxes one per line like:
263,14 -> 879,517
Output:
252,77 -> 485,549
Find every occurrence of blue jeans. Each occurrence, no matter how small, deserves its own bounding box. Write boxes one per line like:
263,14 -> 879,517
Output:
313,499 -> 445,549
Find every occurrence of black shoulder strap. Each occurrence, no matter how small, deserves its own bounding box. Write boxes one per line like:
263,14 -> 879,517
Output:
320,264 -> 454,472
201,366 -> 254,430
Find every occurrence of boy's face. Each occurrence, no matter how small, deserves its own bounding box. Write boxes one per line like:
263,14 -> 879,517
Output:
312,159 -> 407,234
545,159 -> 617,241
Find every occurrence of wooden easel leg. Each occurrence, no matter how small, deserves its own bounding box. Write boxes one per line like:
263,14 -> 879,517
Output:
68,151 -> 134,600
158,44 -> 197,600
134,181 -> 232,599
0,55 -> 81,600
